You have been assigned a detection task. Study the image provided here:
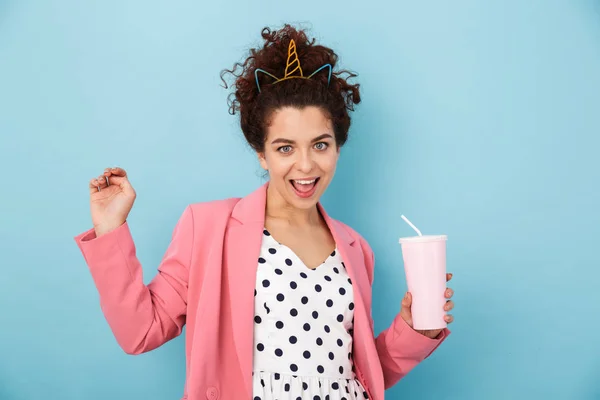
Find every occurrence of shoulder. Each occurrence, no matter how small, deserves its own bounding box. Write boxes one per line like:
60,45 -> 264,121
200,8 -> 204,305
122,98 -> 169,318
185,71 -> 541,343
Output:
174,197 -> 242,227
187,197 -> 241,215
333,219 -> 376,284
334,219 -> 374,254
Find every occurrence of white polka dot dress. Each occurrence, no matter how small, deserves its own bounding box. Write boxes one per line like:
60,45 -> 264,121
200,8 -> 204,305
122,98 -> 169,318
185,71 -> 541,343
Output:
252,228 -> 369,400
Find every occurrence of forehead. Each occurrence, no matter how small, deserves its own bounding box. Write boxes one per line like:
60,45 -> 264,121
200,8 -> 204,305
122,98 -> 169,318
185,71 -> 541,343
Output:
266,106 -> 333,140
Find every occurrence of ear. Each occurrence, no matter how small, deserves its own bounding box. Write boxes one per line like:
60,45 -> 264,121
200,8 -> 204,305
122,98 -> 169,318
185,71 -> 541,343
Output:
257,151 -> 268,170
255,69 -> 279,93
307,64 -> 332,87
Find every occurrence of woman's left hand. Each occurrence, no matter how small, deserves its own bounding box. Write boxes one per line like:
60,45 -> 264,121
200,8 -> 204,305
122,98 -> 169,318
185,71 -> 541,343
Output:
400,273 -> 455,339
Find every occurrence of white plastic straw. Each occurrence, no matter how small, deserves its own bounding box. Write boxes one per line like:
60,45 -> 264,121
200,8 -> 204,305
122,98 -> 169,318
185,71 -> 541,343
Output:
401,215 -> 422,236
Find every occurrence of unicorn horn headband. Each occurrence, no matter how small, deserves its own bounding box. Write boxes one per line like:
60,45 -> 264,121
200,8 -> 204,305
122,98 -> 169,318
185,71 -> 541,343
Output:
254,39 -> 332,93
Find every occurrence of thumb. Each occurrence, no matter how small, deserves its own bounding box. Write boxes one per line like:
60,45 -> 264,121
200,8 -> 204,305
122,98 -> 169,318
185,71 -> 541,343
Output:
400,292 -> 413,325
109,174 -> 135,195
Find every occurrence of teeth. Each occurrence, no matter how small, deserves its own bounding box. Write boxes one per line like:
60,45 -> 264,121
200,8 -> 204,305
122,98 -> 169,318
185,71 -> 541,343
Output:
294,179 -> 316,185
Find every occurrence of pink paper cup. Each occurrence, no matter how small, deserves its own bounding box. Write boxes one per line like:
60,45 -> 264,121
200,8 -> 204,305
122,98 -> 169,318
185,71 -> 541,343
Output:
398,235 -> 448,330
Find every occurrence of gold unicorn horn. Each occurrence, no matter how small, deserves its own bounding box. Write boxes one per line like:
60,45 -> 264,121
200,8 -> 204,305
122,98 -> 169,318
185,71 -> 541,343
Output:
283,39 -> 304,79
253,38 -> 332,92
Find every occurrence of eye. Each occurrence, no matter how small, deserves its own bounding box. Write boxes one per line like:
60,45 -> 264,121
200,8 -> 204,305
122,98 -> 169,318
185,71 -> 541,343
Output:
314,142 -> 328,150
277,145 -> 292,153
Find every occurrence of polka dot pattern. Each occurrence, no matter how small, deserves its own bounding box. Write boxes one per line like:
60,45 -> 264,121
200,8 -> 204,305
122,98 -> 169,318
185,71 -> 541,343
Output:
252,229 -> 368,399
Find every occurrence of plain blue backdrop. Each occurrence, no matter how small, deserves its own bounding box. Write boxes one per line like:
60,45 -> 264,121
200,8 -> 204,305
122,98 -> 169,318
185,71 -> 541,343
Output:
1,0 -> 599,399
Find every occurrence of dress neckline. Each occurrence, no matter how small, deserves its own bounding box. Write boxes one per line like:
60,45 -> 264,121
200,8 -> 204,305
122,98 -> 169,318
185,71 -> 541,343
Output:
262,228 -> 338,271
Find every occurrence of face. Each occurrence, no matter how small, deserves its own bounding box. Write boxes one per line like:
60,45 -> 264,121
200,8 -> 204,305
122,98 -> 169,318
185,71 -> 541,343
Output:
258,106 -> 340,210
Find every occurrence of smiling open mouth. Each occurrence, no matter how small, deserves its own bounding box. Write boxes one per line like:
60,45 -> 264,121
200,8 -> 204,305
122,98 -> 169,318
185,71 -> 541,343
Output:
290,177 -> 320,198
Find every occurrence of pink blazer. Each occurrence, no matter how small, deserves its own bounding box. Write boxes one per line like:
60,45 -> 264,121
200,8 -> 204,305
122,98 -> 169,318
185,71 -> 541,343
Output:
74,182 -> 449,400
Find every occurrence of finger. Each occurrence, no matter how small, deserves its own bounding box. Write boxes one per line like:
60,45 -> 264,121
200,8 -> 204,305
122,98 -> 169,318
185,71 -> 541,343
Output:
444,300 -> 454,311
445,288 -> 454,298
401,291 -> 412,308
97,175 -> 109,189
108,167 -> 127,177
89,178 -> 101,194
446,273 -> 453,282
444,314 -> 454,323
89,175 -> 108,195
107,172 -> 131,188
399,292 -> 413,325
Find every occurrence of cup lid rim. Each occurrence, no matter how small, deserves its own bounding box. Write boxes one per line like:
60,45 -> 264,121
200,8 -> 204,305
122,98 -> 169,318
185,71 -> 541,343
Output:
399,235 -> 447,243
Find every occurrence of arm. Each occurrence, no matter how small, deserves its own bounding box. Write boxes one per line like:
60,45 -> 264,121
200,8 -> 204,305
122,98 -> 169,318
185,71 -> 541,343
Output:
375,309 -> 449,389
73,205 -> 194,355
360,236 -> 450,389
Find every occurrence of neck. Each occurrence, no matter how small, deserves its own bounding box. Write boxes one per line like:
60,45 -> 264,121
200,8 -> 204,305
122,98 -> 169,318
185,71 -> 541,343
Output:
265,182 -> 321,227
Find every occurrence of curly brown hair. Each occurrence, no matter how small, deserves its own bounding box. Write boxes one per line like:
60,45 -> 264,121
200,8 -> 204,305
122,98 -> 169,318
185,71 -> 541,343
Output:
220,24 -> 361,153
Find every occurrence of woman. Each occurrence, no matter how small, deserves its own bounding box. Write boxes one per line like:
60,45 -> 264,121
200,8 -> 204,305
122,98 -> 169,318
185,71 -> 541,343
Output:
74,25 -> 454,400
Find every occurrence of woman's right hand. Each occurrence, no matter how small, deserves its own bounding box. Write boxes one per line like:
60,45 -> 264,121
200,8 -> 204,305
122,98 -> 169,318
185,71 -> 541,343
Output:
89,167 -> 137,237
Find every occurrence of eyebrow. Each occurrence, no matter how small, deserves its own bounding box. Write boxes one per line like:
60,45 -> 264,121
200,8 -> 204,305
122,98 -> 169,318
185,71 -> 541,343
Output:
271,133 -> 334,145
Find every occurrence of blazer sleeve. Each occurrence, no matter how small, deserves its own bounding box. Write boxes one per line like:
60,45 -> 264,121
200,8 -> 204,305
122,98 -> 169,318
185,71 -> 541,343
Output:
359,236 -> 451,389
73,205 -> 194,355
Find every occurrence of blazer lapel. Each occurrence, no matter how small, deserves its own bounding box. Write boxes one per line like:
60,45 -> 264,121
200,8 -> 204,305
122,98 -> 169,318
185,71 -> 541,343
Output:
226,182 -> 268,398
318,203 -> 383,399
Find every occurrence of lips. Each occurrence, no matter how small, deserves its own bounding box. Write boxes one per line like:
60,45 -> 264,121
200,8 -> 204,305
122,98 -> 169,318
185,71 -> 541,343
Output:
290,177 -> 320,198
291,178 -> 318,191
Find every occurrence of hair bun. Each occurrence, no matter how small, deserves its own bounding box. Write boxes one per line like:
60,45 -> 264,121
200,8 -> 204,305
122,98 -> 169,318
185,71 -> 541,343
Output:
220,24 -> 361,152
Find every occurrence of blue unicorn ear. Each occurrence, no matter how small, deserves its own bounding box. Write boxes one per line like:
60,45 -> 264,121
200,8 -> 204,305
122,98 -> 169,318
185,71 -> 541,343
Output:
255,68 -> 279,93
254,63 -> 332,93
307,64 -> 332,87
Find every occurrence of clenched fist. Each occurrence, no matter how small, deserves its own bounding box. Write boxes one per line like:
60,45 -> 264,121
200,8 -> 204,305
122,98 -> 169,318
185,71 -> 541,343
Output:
89,167 -> 136,237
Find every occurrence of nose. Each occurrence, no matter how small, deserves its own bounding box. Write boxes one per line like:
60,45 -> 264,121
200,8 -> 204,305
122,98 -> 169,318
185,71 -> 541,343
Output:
296,149 -> 314,174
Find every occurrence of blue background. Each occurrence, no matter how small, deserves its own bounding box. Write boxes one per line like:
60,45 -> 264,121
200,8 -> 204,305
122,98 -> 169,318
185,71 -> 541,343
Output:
1,1 -> 599,399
